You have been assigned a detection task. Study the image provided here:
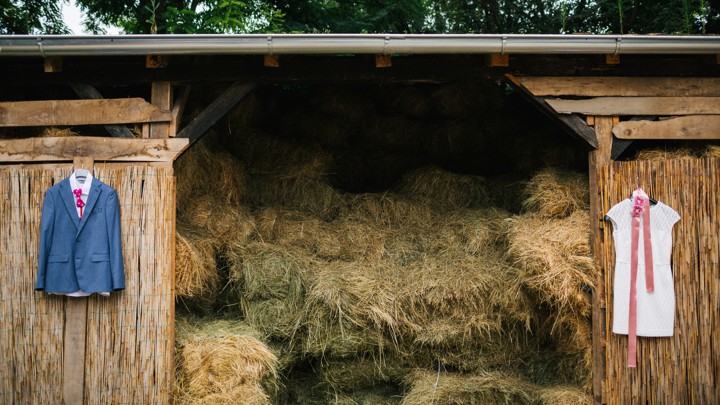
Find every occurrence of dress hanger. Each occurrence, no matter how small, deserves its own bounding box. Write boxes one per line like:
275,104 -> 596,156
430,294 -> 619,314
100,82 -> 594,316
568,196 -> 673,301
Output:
629,183 -> 658,205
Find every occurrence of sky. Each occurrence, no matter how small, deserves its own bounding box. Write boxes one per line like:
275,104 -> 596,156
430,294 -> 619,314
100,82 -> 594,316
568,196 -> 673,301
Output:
62,0 -> 120,35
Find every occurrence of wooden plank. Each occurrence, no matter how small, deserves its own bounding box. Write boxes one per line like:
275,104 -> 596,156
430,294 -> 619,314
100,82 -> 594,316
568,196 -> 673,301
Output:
0,99 -> 171,128
177,82 -> 256,143
0,137 -> 189,162
168,86 -> 191,138
546,97 -> 720,116
613,115 -> 720,139
505,74 -> 598,149
62,157 -> 94,405
69,83 -> 136,139
519,77 -> 720,97
589,116 -> 614,405
149,82 -> 173,139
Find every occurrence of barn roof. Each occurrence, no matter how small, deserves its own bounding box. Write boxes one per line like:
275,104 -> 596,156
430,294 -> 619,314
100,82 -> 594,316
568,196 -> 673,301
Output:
1,34 -> 719,57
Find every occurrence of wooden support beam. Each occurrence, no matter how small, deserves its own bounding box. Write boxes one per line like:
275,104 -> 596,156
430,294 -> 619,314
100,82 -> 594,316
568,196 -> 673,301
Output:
518,76 -> 720,97
63,156 -> 93,405
589,116 -> 614,405
146,55 -> 169,69
149,82 -> 173,139
605,54 -> 620,65
505,74 -> 598,149
0,137 -> 189,162
44,56 -> 63,72
546,97 -> 720,116
0,98 -> 171,127
375,54 -> 392,68
264,54 -> 280,67
613,115 -> 720,139
69,83 -> 138,138
168,86 -> 191,137
177,82 -> 256,144
487,54 -> 509,67
610,116 -> 652,160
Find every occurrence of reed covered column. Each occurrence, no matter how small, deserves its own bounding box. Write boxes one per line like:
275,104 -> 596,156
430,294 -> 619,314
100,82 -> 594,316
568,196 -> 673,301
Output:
589,116 -> 615,405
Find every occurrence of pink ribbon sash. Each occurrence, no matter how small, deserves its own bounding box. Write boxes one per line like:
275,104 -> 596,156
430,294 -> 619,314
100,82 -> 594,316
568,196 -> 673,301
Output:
628,188 -> 654,367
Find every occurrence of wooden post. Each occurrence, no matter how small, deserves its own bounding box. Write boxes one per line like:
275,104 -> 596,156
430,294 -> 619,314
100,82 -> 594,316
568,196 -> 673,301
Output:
63,156 -> 93,405
148,82 -> 172,139
589,116 -> 614,405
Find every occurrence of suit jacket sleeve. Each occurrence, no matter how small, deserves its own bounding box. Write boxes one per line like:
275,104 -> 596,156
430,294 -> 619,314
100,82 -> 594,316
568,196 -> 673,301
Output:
36,189 -> 55,291
106,189 -> 126,290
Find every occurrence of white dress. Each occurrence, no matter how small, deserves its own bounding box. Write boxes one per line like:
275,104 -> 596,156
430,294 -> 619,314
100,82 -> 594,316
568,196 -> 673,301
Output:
605,199 -> 680,336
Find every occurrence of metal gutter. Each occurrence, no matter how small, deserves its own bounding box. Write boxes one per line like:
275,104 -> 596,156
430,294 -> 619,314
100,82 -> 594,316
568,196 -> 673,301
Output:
0,34 -> 719,57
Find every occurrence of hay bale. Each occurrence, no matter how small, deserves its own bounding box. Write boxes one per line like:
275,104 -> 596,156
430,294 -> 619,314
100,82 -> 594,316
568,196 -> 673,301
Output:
175,317 -> 278,403
634,147 -> 695,161
387,86 -> 433,118
394,166 -> 490,211
256,207 -> 388,263
343,193 -> 433,230
175,384 -> 270,405
317,355 -> 410,392
298,261 -> 399,358
366,115 -> 427,153
522,168 -> 588,218
401,370 -> 537,405
308,86 -> 376,123
399,250 -> 532,347
226,242 -> 312,339
505,211 -> 595,318
175,139 -> 248,207
179,195 -> 255,251
704,144 -> 720,158
40,127 -> 79,137
537,385 -> 592,405
428,208 -> 510,255
227,93 -> 260,130
430,82 -> 504,119
175,224 -> 219,302
246,154 -> 345,218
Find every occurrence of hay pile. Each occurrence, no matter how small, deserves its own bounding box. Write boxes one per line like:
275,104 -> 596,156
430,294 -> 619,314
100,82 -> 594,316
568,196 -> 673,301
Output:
174,316 -> 279,404
172,83 -> 596,403
505,168 -> 595,385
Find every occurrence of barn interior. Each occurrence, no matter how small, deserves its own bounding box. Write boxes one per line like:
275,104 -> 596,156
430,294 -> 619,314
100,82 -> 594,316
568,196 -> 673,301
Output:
1,45 -> 718,404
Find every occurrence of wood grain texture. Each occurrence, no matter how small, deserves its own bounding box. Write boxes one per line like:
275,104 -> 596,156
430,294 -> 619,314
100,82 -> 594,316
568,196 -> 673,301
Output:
0,137 -> 189,162
613,115 -> 720,139
589,116 -> 614,405
547,97 -> 720,116
149,82 -> 173,139
0,99 -> 171,127
520,77 -> 720,97
600,157 -> 719,404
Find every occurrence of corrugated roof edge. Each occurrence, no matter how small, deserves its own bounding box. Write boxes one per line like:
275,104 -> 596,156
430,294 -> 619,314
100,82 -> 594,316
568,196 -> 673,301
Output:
0,34 -> 719,57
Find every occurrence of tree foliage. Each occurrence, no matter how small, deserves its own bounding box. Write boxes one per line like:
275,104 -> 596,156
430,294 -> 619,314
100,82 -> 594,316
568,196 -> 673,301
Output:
0,0 -> 68,34
0,0 -> 718,35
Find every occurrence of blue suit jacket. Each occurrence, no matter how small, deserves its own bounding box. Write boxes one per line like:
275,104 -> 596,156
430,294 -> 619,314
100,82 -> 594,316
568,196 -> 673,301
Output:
36,176 -> 125,293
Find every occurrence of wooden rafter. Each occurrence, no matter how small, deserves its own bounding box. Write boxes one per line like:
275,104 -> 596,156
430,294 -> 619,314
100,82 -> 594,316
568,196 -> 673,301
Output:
546,97 -> 720,116
505,74 -> 598,149
518,76 -> 720,97
177,82 -> 256,144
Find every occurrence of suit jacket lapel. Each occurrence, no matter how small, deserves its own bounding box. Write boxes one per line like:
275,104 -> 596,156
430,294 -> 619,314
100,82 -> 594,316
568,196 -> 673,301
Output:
77,181 -> 102,236
59,179 -> 81,230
